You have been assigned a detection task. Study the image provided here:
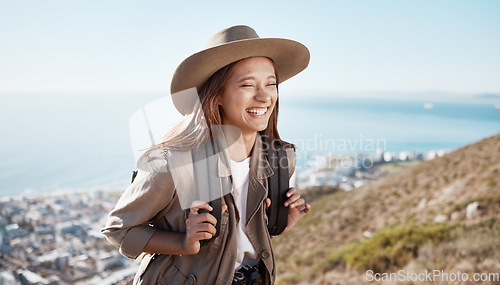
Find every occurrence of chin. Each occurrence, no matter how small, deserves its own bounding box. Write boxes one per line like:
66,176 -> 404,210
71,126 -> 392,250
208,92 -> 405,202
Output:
241,125 -> 268,135
254,124 -> 269,133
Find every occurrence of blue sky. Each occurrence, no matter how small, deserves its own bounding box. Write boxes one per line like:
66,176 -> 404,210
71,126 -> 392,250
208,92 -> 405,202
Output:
1,0 -> 499,95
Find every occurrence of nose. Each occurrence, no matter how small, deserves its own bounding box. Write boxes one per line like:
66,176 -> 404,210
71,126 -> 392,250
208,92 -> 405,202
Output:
254,86 -> 272,103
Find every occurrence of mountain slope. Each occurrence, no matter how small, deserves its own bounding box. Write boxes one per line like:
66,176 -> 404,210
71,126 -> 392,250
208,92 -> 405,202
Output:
273,133 -> 500,284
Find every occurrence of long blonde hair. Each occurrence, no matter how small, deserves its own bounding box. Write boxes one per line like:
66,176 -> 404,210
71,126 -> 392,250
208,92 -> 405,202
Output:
140,57 -> 294,164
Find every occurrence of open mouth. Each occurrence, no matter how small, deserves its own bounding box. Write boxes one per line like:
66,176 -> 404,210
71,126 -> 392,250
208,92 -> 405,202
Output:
246,107 -> 268,116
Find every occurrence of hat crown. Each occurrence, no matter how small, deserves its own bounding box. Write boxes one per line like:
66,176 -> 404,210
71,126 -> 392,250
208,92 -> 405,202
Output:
205,25 -> 260,48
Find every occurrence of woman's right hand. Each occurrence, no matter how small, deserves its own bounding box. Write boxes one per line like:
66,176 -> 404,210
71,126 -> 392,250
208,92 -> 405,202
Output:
183,201 -> 227,255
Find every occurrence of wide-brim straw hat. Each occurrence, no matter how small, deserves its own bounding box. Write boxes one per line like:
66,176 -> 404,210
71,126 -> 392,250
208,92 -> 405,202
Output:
170,25 -> 310,115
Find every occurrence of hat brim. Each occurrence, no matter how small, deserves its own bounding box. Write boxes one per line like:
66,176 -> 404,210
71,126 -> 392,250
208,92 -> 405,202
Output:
170,38 -> 310,115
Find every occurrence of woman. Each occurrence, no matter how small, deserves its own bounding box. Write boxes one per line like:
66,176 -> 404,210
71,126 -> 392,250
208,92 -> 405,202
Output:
102,25 -> 311,285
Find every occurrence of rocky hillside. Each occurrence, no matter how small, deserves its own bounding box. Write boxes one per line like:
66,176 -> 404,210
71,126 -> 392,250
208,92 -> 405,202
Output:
273,133 -> 500,284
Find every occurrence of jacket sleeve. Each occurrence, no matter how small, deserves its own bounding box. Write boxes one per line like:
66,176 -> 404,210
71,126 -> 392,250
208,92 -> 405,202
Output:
101,168 -> 176,259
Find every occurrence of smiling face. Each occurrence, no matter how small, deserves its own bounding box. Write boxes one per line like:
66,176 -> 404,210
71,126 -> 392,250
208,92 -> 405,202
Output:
219,57 -> 278,137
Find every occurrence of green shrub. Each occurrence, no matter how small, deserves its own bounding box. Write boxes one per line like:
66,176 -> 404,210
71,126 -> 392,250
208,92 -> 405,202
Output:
342,223 -> 452,272
312,241 -> 358,275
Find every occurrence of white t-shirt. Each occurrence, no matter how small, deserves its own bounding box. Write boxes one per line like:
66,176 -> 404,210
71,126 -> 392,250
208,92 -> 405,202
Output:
230,157 -> 259,270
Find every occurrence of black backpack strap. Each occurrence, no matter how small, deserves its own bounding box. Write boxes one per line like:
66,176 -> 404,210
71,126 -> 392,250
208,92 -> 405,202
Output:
260,131 -> 289,236
191,140 -> 224,246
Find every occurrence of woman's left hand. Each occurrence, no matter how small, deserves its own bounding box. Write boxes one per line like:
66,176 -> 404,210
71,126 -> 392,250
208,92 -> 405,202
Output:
265,187 -> 311,235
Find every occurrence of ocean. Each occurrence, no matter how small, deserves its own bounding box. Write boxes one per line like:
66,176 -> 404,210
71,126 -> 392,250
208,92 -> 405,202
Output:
0,93 -> 499,198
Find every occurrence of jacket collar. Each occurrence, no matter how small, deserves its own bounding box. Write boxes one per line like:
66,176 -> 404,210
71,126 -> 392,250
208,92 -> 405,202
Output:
247,134 -> 274,225
249,134 -> 274,179
215,132 -> 274,225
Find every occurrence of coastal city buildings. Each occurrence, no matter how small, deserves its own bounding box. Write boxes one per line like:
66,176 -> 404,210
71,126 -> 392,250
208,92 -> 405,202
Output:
0,190 -> 139,284
296,149 -> 445,190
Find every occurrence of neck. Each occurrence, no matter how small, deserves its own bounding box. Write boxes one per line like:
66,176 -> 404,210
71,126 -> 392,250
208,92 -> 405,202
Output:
223,127 -> 256,162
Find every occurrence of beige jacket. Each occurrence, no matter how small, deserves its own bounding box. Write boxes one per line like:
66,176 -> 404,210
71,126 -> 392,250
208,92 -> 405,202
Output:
101,135 -> 296,285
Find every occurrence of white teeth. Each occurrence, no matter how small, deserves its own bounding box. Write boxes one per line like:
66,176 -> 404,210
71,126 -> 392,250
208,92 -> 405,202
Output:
246,108 -> 267,116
